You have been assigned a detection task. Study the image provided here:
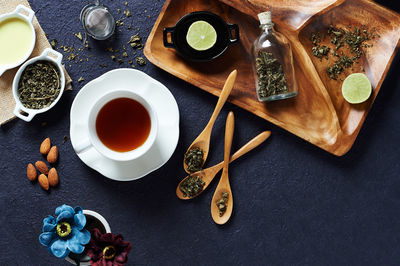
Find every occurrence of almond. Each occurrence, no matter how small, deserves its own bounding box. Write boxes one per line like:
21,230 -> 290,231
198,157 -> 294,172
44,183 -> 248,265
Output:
47,146 -> 58,164
35,161 -> 49,175
38,174 -> 49,190
26,163 -> 37,181
48,168 -> 59,187
40,137 -> 51,155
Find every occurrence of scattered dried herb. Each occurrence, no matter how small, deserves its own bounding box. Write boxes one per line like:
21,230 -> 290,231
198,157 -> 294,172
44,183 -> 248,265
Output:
255,51 -> 288,98
310,25 -> 378,80
78,77 -> 85,83
74,32 -> 83,41
184,148 -> 204,173
312,45 -> 330,60
50,39 -> 58,49
128,34 -> 143,49
179,176 -> 205,198
135,57 -> 146,66
63,135 -> 69,143
216,192 -> 229,217
18,61 -> 60,109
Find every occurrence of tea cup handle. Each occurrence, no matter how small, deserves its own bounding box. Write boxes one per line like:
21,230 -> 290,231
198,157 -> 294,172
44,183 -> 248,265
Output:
14,4 -> 35,22
42,48 -> 63,65
13,106 -> 35,122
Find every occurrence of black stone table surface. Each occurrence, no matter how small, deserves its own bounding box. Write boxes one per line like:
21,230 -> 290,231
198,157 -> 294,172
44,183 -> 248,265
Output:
1,0 -> 400,265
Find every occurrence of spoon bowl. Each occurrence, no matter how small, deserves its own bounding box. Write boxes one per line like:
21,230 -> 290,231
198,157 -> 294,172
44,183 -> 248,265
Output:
183,69 -> 237,174
211,111 -> 234,225
176,130 -> 271,200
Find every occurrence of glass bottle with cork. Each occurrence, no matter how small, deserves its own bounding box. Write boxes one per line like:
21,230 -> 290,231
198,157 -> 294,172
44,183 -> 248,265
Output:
252,11 -> 298,102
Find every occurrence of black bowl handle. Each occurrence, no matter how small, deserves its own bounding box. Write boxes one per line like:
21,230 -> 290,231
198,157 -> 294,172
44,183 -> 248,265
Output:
227,24 -> 240,44
163,27 -> 175,48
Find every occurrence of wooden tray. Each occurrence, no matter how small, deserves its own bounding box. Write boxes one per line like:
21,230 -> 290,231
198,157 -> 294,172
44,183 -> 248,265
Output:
144,0 -> 400,156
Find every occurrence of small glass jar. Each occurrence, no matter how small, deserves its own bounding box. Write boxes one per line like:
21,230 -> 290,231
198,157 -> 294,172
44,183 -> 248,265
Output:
252,11 -> 298,102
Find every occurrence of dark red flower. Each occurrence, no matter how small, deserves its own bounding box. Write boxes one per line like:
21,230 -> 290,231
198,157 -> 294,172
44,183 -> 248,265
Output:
86,228 -> 132,266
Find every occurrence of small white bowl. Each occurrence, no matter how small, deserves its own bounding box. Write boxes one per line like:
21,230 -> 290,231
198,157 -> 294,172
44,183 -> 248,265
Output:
12,48 -> 65,122
0,5 -> 36,76
64,210 -> 111,266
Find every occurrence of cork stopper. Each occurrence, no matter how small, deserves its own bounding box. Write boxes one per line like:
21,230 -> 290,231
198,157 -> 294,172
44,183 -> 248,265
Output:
258,11 -> 272,25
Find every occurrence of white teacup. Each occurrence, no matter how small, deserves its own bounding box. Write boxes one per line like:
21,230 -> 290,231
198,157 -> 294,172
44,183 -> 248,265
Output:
74,89 -> 158,162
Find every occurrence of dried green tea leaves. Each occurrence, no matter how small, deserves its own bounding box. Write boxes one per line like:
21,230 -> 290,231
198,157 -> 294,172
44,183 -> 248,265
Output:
18,61 -> 61,109
135,57 -> 146,66
310,25 -> 378,80
179,175 -> 205,198
216,192 -> 229,217
256,51 -> 288,99
184,147 -> 204,173
128,33 -> 143,49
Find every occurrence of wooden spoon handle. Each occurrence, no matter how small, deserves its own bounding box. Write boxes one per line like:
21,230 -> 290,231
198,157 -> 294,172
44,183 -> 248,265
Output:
223,112 -> 235,173
205,70 -> 237,131
230,130 -> 271,162
206,130 -> 272,175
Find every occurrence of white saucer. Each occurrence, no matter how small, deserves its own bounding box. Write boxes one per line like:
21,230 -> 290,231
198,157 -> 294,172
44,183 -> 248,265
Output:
70,69 -> 180,181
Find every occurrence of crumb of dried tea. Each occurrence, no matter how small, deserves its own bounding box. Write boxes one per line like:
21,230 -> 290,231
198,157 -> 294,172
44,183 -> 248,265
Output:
116,20 -> 124,27
135,57 -> 146,66
122,51 -> 128,57
128,60 -> 133,65
128,34 -> 143,49
74,32 -> 83,41
117,59 -> 124,64
63,135 -> 68,143
50,39 -> 58,49
179,175 -> 205,198
78,77 -> 84,83
124,8 -> 131,17
184,147 -> 204,173
110,55 -> 116,60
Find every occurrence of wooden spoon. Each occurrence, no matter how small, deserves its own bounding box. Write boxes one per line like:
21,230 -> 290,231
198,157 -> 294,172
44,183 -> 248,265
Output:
211,111 -> 234,225
183,69 -> 237,174
176,130 -> 271,200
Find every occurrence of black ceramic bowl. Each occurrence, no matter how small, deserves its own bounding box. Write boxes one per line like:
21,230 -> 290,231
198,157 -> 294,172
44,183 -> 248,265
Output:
163,11 -> 239,61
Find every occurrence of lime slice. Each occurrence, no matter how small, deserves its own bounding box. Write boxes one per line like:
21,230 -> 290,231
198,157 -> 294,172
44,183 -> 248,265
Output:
186,20 -> 217,51
342,73 -> 372,104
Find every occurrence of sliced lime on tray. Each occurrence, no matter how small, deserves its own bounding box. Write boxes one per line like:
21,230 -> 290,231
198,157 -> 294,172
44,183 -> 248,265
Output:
186,20 -> 217,51
342,73 -> 372,104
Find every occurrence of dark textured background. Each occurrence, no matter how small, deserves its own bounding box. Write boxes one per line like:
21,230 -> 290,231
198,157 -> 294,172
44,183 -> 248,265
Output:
1,0 -> 400,265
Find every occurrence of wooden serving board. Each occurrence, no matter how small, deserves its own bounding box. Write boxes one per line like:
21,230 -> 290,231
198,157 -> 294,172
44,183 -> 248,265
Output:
144,0 -> 400,156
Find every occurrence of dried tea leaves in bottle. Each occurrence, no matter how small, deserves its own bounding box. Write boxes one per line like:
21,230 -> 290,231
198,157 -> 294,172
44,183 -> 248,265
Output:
184,147 -> 204,173
256,51 -> 288,98
216,192 -> 229,217
18,61 -> 60,109
179,175 -> 205,198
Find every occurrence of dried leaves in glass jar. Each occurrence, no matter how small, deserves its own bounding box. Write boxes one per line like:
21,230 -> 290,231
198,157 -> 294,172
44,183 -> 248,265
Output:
255,51 -> 288,99
18,61 -> 61,109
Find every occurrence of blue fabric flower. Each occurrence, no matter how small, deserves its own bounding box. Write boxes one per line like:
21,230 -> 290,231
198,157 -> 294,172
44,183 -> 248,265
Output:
39,204 -> 91,259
